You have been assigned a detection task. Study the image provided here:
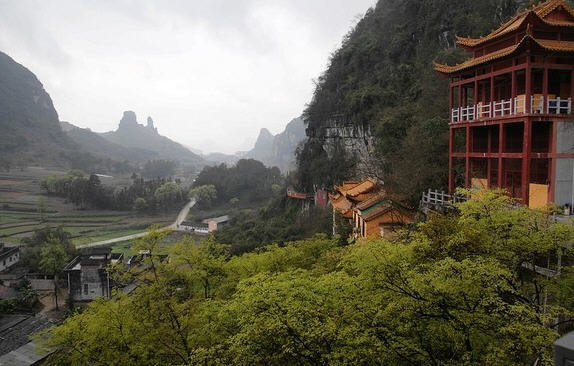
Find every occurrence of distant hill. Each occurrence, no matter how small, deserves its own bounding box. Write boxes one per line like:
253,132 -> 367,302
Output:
0,51 -> 76,167
203,152 -> 240,165
61,121 -> 158,163
245,117 -> 305,172
100,111 -> 205,167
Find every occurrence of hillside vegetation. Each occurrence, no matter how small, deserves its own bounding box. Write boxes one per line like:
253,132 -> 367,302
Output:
0,51 -> 75,167
298,0 -> 535,202
41,191 -> 574,365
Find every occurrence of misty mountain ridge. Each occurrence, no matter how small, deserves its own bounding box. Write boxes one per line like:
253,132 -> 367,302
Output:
199,117 -> 305,172
0,50 -> 77,167
60,121 -> 159,163
99,111 -> 205,167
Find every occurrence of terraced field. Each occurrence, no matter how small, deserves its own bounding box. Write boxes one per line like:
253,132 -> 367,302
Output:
0,167 -> 176,248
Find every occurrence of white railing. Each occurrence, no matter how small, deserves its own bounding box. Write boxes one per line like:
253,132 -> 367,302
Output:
548,97 -> 571,114
477,103 -> 491,119
460,105 -> 475,121
450,95 -> 572,123
420,189 -> 468,208
452,108 -> 460,123
493,99 -> 512,117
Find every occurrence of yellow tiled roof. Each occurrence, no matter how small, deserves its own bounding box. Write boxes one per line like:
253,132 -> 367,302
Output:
434,36 -> 574,75
355,191 -> 387,211
456,0 -> 574,48
329,193 -> 353,214
344,178 -> 379,197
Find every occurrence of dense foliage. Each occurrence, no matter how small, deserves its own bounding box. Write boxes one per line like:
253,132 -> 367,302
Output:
192,159 -> 282,207
41,191 -> 574,365
298,0 -> 534,202
20,227 -> 76,273
142,159 -> 177,178
214,195 -> 333,254
41,171 -> 188,212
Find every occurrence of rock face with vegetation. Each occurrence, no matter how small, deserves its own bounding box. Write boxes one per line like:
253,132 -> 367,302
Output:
101,111 -> 205,167
246,117 -> 306,172
0,51 -> 74,167
0,50 -> 137,172
298,0 -> 531,202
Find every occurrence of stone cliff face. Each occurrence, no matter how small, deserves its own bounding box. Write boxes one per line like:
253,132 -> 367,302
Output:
249,128 -> 274,162
146,116 -> 158,134
0,50 -> 75,165
305,117 -> 376,178
246,117 -> 306,172
298,0 -> 530,194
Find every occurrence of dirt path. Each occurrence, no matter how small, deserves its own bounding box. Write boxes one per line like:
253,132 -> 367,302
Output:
76,199 -> 196,249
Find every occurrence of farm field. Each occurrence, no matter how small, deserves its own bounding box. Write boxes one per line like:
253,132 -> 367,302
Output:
0,167 -> 178,249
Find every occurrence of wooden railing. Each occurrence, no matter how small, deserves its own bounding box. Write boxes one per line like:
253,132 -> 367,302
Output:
420,189 -> 467,208
451,95 -> 572,123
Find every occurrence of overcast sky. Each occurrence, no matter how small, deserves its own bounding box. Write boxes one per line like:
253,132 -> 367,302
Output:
0,0 -> 375,154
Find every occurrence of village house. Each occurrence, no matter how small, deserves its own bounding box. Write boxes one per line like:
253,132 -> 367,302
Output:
330,178 -> 414,239
435,0 -> 574,209
178,220 -> 209,234
0,243 -> 20,273
202,215 -> 230,232
63,248 -> 123,302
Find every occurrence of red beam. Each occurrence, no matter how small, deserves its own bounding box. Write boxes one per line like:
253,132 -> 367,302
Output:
465,126 -> 471,187
449,128 -> 454,194
498,123 -> 504,188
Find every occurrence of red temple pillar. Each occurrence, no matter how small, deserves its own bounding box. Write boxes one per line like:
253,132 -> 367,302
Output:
449,84 -> 453,113
498,123 -> 504,188
449,128 -> 454,193
465,125 -> 471,187
511,69 -> 517,101
474,78 -> 479,106
522,118 -> 531,204
549,120 -> 557,203
490,75 -> 495,104
526,56 -> 532,113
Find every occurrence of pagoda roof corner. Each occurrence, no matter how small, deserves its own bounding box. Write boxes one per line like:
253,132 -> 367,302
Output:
454,0 -> 574,49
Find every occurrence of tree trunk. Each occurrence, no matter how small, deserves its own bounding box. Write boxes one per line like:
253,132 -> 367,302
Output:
54,274 -> 59,311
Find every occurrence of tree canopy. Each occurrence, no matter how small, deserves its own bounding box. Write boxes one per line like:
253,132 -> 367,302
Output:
41,191 -> 574,365
193,159 -> 282,206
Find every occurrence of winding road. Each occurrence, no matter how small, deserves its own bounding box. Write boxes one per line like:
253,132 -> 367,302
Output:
76,198 -> 196,250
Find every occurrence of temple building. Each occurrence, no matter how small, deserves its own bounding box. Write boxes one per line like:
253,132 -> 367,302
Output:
330,178 -> 414,239
434,0 -> 574,208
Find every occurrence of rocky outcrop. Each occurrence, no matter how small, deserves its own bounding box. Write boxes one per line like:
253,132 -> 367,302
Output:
101,111 -> 205,167
246,117 -> 306,172
306,118 -> 375,177
0,51 -> 76,166
146,116 -> 158,134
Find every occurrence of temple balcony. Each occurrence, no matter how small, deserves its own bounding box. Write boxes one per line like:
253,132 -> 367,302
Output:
451,95 -> 572,124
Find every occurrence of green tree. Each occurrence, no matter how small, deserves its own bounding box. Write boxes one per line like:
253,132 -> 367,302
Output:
154,182 -> 184,210
21,227 -> 75,273
39,236 -> 68,311
39,191 -> 574,366
189,184 -> 217,209
132,197 -> 147,212
37,197 -> 46,222
142,159 -> 176,178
